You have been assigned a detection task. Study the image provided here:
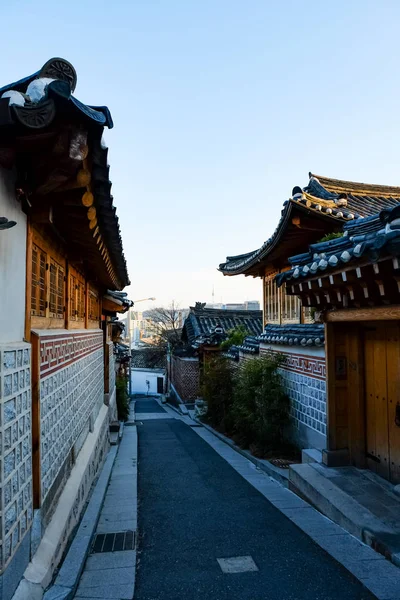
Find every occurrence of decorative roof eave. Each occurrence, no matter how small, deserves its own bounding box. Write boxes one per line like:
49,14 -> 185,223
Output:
276,204 -> 400,312
219,198 -> 352,277
276,205 -> 400,288
258,324 -> 325,347
0,58 -> 129,290
310,173 -> 400,199
103,290 -> 133,315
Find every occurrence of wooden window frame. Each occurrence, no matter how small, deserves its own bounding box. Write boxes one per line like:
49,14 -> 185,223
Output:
68,266 -> 86,329
87,284 -> 101,328
264,270 -> 302,326
31,229 -> 66,330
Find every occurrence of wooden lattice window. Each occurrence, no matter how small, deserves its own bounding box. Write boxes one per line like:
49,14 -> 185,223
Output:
49,258 -> 64,318
69,274 -> 77,318
282,283 -> 301,323
265,275 -> 280,324
88,286 -> 99,321
69,272 -> 85,321
31,244 -> 47,316
77,280 -> 85,320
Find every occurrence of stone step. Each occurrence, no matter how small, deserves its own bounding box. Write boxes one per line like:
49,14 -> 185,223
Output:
301,448 -> 322,464
289,463 -> 400,564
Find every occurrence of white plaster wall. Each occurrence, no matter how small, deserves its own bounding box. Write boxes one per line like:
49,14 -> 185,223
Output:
131,368 -> 165,395
260,342 -> 325,358
0,168 -> 26,343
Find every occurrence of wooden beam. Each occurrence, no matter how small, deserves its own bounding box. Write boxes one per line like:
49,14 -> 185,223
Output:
325,305 -> 400,322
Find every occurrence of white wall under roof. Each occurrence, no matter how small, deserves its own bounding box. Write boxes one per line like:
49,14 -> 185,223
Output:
0,167 -> 27,343
131,368 -> 165,395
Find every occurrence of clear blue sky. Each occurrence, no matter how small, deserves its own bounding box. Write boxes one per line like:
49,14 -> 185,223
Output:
2,1 -> 400,309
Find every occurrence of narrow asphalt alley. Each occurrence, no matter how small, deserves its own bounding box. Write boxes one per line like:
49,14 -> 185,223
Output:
134,399 -> 375,600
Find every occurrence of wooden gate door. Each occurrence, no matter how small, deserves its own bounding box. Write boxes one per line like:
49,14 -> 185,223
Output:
364,323 -> 400,483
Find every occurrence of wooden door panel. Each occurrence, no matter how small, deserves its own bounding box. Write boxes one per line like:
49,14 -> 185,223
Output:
365,328 -> 377,474
373,328 -> 390,480
386,324 -> 400,484
365,326 -> 390,479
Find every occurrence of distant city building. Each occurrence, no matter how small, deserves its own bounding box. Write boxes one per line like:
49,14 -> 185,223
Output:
205,301 -> 260,311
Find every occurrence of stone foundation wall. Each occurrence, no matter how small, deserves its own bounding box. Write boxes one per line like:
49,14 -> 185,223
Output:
36,330 -> 104,508
0,342 -> 32,574
171,356 -> 199,402
260,344 -> 327,450
109,342 -> 116,397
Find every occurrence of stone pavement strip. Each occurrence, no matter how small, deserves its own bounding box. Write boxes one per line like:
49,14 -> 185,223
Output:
73,425 -> 138,600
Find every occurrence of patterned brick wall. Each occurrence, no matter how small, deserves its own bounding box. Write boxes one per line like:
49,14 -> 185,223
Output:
259,346 -> 327,439
109,342 -> 116,395
51,407 -> 109,570
171,356 -> 199,402
0,342 -> 32,573
38,331 -> 104,502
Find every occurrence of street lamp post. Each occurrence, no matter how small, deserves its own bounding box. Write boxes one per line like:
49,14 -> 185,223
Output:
128,297 -> 155,398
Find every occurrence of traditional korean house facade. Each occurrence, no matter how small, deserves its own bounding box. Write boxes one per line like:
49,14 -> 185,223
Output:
170,303 -> 263,403
277,202 -> 400,484
219,174 -> 400,453
0,59 -> 130,599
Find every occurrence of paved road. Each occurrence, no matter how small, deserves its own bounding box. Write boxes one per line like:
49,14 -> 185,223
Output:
134,401 -> 374,600
135,397 -> 166,413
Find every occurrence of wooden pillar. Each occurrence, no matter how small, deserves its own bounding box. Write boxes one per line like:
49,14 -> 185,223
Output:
84,280 -> 89,329
31,332 -> 41,508
24,221 -> 33,342
325,322 -> 337,451
65,261 -> 70,330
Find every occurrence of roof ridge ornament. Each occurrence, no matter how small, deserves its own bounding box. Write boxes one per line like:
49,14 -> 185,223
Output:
39,58 -> 77,92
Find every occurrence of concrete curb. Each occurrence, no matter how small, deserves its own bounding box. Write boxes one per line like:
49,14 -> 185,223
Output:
194,418 -> 289,487
42,445 -> 118,600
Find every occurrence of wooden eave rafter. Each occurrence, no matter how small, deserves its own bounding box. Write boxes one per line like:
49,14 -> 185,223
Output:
102,295 -> 128,315
288,256 -> 400,312
246,204 -> 342,276
17,128 -> 123,290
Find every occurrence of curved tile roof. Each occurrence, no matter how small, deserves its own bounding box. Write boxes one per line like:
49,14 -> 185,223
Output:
219,173 -> 400,277
0,58 -> 129,289
259,324 -> 325,347
308,173 -> 400,215
183,303 -> 263,348
276,205 -> 400,287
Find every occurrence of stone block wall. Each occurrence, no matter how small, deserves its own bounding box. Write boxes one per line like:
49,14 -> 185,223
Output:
37,330 -> 104,505
259,344 -> 327,450
0,342 -> 32,574
109,343 -> 116,397
171,356 -> 199,402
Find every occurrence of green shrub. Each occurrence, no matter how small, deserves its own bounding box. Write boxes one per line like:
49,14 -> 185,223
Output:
220,325 -> 249,351
116,374 -> 130,421
201,355 -> 234,432
317,231 -> 343,243
232,353 -> 290,453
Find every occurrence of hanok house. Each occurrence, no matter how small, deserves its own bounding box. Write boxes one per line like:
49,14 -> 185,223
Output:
219,174 -> 400,453
277,202 -> 400,485
170,302 -> 263,403
0,58 -> 130,599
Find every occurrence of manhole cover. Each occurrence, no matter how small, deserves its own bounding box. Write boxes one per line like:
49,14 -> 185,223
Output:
91,530 -> 136,553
